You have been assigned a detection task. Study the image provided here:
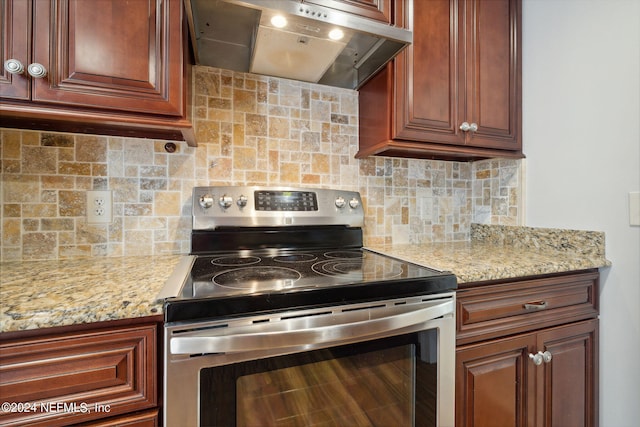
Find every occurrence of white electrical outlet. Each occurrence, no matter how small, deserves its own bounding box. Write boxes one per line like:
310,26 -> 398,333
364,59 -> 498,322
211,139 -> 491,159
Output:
87,190 -> 112,224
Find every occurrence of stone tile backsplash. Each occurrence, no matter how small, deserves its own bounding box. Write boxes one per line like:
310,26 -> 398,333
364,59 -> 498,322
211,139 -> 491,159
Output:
1,66 -> 522,261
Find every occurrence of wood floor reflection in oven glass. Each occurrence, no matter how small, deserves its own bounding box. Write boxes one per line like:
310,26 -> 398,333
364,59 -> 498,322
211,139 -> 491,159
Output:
198,330 -> 440,426
236,345 -> 414,426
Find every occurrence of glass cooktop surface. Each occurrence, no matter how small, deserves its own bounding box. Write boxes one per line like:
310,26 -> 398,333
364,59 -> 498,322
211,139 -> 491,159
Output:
165,248 -> 457,323
183,248 -> 445,299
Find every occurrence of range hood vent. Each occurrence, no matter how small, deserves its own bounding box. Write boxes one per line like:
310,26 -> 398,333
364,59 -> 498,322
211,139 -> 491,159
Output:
185,0 -> 412,90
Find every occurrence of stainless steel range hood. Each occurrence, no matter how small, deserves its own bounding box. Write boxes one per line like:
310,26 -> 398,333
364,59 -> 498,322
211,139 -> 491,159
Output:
184,0 -> 412,90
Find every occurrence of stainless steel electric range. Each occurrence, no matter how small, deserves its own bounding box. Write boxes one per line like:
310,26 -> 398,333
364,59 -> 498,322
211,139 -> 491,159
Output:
158,186 -> 457,427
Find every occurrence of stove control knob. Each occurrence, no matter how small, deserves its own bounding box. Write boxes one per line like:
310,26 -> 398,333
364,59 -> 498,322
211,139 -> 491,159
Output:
335,196 -> 346,209
349,198 -> 360,209
198,194 -> 214,209
237,195 -> 248,208
219,194 -> 233,209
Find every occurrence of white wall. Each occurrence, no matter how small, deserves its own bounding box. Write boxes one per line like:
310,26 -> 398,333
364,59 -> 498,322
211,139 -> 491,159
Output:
522,0 -> 640,425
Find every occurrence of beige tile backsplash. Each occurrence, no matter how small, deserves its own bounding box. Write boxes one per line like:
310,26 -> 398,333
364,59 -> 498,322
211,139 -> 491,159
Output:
1,66 -> 522,261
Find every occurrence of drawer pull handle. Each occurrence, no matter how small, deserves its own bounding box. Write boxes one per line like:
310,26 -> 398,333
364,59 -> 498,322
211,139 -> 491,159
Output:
524,301 -> 548,310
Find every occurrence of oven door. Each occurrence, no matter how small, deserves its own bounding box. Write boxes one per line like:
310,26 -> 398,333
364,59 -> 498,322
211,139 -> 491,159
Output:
164,293 -> 455,427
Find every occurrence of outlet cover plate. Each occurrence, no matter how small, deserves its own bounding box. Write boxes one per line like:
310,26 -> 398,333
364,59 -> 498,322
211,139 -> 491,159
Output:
87,190 -> 112,224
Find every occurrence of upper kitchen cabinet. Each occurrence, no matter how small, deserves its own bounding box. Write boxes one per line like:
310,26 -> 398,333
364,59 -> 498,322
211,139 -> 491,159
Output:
357,0 -> 523,161
0,0 -> 195,145
304,0 -> 392,23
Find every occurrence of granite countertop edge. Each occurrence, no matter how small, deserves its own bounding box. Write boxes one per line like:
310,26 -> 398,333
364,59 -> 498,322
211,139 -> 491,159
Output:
366,224 -> 611,284
1,254 -> 182,334
0,224 -> 611,334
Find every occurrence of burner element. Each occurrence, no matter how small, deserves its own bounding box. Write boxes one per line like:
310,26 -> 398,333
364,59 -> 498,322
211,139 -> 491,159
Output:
312,256 -> 404,280
312,259 -> 364,278
273,253 -> 318,263
213,267 -> 302,291
211,256 -> 261,266
330,261 -> 364,274
324,250 -> 364,259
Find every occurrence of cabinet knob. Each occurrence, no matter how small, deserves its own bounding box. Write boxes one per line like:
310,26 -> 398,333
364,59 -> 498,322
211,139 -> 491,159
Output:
460,122 -> 479,132
27,63 -> 47,79
529,352 -> 543,366
529,351 -> 552,366
4,59 -> 25,75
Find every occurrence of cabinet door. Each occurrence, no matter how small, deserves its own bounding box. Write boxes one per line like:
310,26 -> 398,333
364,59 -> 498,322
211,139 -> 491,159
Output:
537,320 -> 598,427
392,0 -> 464,145
463,0 -> 522,150
0,0 -> 31,99
456,334 -> 535,427
30,0 -> 184,116
395,0 -> 521,149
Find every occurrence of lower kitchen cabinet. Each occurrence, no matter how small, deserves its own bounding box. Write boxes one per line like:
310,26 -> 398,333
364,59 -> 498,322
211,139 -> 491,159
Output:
75,408 -> 159,426
0,319 -> 161,427
455,270 -> 599,427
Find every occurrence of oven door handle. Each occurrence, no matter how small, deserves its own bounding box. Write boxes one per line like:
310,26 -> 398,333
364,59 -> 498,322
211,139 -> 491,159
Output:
170,298 -> 454,354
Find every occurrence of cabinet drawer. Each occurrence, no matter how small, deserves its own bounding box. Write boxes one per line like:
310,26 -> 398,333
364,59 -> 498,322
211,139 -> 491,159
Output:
456,271 -> 598,345
77,408 -> 158,427
0,324 -> 156,427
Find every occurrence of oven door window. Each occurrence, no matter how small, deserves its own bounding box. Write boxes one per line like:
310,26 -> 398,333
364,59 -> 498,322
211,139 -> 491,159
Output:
200,331 -> 438,426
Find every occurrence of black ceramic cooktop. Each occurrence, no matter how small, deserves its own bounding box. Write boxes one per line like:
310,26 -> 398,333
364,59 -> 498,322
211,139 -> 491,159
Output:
164,248 -> 457,323
188,248 -> 444,298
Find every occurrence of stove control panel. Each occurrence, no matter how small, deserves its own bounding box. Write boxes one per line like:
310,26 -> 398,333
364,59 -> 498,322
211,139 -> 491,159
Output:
192,186 -> 363,229
255,190 -> 318,211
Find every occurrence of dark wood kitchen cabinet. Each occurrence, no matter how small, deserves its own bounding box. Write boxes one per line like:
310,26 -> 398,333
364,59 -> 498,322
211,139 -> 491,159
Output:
455,270 -> 599,427
0,0 -> 194,145
358,0 -> 523,161
0,318 -> 161,427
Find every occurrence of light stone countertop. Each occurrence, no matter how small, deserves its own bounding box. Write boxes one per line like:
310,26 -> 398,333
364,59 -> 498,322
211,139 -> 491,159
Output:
367,224 -> 611,284
367,224 -> 610,284
0,225 -> 611,334
1,255 -> 183,333
366,241 -> 609,284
